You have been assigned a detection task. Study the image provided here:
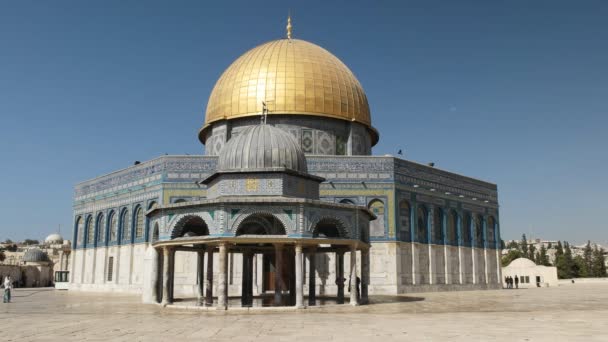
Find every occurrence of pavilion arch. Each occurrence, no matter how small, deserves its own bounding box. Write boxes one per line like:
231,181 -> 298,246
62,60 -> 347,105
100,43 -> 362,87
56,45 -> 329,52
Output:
171,215 -> 210,239
174,199 -> 187,204
312,217 -> 349,239
446,210 -> 459,245
85,215 -> 94,245
433,207 -> 444,243
339,199 -> 356,205
95,212 -> 105,244
416,205 -> 429,243
235,213 -> 287,236
152,222 -> 160,242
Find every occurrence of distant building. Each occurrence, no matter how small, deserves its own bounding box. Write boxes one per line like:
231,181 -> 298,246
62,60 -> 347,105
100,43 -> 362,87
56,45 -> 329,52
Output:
502,258 -> 558,288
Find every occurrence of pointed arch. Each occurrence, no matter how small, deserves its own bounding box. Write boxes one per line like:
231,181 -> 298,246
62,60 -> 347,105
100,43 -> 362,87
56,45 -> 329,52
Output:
108,210 -> 117,242
85,215 -> 94,245
171,215 -> 210,239
95,212 -> 105,244
120,208 -> 130,241
312,217 -> 349,239
235,213 -> 286,236
134,205 -> 145,239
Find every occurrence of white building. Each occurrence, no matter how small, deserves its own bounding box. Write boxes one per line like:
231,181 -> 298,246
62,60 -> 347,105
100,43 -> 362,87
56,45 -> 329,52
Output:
502,258 -> 558,288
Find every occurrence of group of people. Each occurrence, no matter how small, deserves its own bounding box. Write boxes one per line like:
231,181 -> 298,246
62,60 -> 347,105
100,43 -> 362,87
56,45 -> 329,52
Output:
505,275 -> 519,289
2,276 -> 13,303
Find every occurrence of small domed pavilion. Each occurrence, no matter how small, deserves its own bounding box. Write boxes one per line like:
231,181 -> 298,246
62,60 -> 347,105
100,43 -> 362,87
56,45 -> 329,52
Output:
146,124 -> 374,309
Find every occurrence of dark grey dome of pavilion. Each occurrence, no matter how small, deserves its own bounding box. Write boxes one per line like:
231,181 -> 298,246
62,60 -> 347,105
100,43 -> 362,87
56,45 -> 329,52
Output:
217,125 -> 308,173
23,248 -> 49,263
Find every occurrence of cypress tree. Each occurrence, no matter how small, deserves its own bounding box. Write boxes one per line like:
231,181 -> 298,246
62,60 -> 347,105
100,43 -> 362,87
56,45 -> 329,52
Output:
528,244 -> 536,261
520,234 -> 529,255
539,245 -> 551,266
584,241 -> 593,274
591,246 -> 607,277
564,242 -> 574,276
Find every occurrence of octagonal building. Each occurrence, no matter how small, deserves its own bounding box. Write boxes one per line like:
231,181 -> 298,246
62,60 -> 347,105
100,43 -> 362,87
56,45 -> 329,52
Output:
69,21 -> 501,307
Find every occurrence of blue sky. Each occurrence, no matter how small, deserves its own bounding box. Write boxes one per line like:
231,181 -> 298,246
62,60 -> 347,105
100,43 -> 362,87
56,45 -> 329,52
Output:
0,1 -> 606,244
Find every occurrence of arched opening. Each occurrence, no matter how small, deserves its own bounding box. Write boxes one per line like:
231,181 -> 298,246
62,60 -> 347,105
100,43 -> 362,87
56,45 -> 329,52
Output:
74,217 -> 83,246
487,216 -> 496,246
447,210 -> 458,245
474,215 -> 483,248
174,199 -> 187,204
312,218 -> 347,238
152,223 -> 160,242
339,199 -> 355,205
96,213 -> 105,244
134,206 -> 144,239
172,216 -> 209,238
433,207 -> 444,243
120,208 -> 130,241
108,211 -> 117,242
85,216 -> 94,245
236,214 -> 286,236
462,213 -> 472,247
416,206 -> 428,243
368,199 -> 385,238
398,200 -> 411,242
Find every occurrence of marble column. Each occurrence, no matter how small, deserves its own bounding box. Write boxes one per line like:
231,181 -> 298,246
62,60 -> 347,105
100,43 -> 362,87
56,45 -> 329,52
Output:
241,251 -> 253,307
295,244 -> 304,308
361,248 -> 370,305
336,251 -> 345,304
197,249 -> 205,306
205,248 -> 214,306
349,245 -> 358,306
160,246 -> 173,306
308,248 -> 316,306
217,243 -> 228,310
274,244 -> 283,306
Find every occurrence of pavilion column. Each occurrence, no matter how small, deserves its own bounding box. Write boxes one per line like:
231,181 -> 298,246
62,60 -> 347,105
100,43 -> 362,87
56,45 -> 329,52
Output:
241,251 -> 253,306
308,247 -> 317,306
196,249 -> 205,306
160,246 -> 173,306
295,244 -> 304,308
274,244 -> 284,306
217,243 -> 228,310
349,245 -> 359,306
205,248 -> 214,306
336,251 -> 345,304
361,248 -> 370,305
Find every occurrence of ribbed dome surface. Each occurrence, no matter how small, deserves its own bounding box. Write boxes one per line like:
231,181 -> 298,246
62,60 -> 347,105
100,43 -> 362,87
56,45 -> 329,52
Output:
217,125 -> 307,173
23,248 -> 49,263
204,39 -> 371,128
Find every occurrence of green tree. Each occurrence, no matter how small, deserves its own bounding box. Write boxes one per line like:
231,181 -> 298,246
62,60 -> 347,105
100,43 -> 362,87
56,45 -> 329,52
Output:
506,240 -> 519,250
547,242 -> 553,249
573,255 -> 588,278
591,246 -> 607,277
528,244 -> 536,261
3,239 -> 13,244
583,241 -> 593,273
555,241 -> 564,259
538,245 -> 551,266
520,234 -> 529,255
23,239 -> 39,245
501,249 -> 522,267
563,242 -> 575,275
0,250 -> 5,262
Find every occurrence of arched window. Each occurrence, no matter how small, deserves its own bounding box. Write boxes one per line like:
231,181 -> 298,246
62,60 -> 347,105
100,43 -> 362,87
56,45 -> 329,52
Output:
174,199 -> 187,204
462,213 -> 472,247
487,216 -> 496,246
447,210 -> 458,245
96,213 -> 105,244
134,206 -> 144,238
474,215 -> 483,248
398,200 -> 411,241
152,223 -> 159,242
75,217 -> 83,245
416,206 -> 428,243
146,202 -> 158,242
368,199 -> 385,238
235,214 -> 284,236
108,211 -> 117,242
339,199 -> 355,205
120,209 -> 130,241
86,216 -> 94,245
433,208 -> 444,243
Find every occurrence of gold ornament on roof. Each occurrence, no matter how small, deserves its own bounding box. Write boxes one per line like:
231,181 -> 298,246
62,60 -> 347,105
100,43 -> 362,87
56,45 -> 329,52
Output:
286,15 -> 292,39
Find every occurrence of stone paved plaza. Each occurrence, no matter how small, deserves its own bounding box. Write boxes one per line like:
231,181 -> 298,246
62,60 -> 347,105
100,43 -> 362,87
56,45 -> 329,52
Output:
1,284 -> 607,341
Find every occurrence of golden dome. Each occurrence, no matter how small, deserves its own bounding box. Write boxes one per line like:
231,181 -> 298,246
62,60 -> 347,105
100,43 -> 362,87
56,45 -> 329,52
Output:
202,38 -> 373,139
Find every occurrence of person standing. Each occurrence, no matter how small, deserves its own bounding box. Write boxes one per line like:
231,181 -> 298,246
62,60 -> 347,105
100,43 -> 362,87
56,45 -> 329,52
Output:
3,276 -> 12,303
514,275 -> 519,289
